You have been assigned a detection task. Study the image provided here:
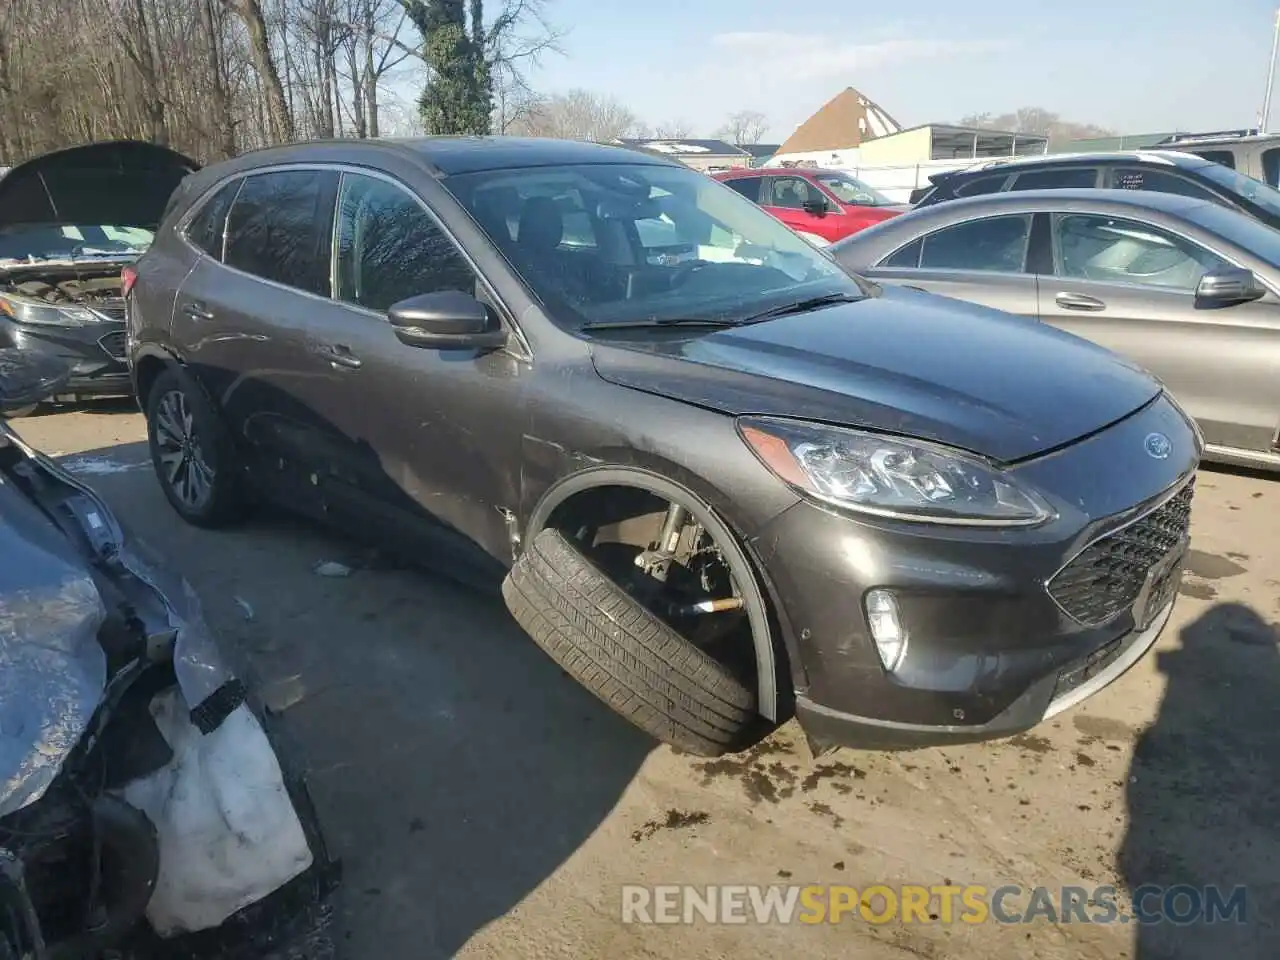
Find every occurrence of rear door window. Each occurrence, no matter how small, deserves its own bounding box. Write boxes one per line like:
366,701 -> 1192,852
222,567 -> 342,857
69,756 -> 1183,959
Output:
1108,167 -> 1217,201
184,179 -> 242,259
918,215 -> 1032,272
1009,167 -> 1100,190
224,170 -> 339,296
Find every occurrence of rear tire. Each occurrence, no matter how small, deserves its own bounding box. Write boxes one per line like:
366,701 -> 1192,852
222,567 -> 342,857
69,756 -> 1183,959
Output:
2,403 -> 38,418
503,528 -> 758,756
145,367 -> 248,528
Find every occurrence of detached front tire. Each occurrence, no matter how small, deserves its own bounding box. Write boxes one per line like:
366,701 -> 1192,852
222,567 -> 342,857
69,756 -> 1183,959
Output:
503,528 -> 758,756
145,366 -> 247,528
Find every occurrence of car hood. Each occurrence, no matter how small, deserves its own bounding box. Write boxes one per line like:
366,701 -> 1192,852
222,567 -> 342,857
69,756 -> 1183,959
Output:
0,140 -> 199,230
588,285 -> 1161,463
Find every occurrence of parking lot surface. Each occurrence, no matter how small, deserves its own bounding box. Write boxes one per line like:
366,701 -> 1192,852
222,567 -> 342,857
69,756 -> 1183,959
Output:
14,402 -> 1280,960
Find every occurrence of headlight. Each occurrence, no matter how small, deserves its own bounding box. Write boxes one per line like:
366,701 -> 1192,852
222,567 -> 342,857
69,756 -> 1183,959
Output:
738,417 -> 1055,527
0,296 -> 101,327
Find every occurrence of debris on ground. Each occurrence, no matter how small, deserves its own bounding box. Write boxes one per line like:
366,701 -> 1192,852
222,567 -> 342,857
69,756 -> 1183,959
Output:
262,675 -> 308,715
313,562 -> 352,578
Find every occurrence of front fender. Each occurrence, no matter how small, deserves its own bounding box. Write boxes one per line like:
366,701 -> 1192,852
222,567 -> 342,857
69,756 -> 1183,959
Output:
520,454 -> 806,722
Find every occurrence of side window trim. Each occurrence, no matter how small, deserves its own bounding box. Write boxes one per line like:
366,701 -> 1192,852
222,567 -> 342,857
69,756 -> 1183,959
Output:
172,161 -> 529,357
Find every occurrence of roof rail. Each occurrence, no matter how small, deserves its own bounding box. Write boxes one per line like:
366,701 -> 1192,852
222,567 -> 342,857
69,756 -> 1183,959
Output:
1157,128 -> 1261,145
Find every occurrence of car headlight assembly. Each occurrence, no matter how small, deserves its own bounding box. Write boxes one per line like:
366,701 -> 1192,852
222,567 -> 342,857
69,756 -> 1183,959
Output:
739,416 -> 1055,527
0,296 -> 101,327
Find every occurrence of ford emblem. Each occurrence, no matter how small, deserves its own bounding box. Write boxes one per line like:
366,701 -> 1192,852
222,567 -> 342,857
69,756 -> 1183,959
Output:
1144,432 -> 1172,460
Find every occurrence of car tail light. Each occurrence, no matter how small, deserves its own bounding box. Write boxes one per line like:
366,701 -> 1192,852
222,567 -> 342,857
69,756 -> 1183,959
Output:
121,265 -> 138,298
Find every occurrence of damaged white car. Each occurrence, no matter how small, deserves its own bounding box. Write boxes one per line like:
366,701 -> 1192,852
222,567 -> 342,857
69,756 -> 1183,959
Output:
0,351 -> 338,958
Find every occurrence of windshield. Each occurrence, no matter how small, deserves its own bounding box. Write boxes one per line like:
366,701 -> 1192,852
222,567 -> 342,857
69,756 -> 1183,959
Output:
444,162 -> 865,329
1186,201 -> 1280,267
0,224 -> 153,265
816,173 -> 893,207
1194,162 -> 1280,219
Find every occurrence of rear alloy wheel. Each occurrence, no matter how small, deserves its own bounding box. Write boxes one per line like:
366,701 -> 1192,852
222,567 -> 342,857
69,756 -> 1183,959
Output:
503,522 -> 761,757
145,368 -> 246,528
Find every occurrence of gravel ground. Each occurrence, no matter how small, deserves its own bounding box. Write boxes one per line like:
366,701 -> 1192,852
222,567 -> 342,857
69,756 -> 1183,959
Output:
13,401 -> 1280,960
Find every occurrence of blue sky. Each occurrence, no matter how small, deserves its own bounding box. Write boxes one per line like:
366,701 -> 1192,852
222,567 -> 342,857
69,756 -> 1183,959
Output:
502,0 -> 1279,140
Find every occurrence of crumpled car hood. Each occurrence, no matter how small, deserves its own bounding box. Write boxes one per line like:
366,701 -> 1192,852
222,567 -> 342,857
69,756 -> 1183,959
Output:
0,474 -> 107,817
0,422 -> 238,819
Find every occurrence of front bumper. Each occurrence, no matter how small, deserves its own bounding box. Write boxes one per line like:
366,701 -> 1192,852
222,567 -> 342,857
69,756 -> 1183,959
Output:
0,314 -> 131,397
760,393 -> 1199,750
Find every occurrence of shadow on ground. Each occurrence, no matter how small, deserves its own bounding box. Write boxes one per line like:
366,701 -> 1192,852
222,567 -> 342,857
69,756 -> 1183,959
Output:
1120,602 -> 1280,957
60,441 -> 654,960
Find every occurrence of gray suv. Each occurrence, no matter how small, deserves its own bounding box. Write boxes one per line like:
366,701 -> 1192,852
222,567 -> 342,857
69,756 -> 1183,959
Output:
128,138 -> 1199,757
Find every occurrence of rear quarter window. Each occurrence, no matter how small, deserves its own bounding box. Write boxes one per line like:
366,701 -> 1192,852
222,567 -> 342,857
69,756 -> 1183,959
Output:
183,179 -> 242,259
722,176 -> 762,202
1188,149 -> 1236,169
880,237 -> 923,267
954,174 -> 1009,197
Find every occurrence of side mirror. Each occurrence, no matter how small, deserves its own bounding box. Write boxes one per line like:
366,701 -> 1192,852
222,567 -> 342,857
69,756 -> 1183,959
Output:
802,199 -> 830,217
1194,267 -> 1266,309
387,291 -> 508,351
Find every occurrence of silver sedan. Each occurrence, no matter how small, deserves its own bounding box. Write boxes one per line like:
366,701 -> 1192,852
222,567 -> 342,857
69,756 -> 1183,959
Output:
832,188 -> 1280,471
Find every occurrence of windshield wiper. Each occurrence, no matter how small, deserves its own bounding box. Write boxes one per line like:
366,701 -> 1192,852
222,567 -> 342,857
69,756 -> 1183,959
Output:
580,317 -> 741,332
738,292 -> 864,325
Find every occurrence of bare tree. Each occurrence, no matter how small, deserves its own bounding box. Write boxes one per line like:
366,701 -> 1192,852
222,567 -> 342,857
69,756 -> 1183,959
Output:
507,88 -> 643,142
651,120 -> 692,139
717,109 -> 768,146
958,107 -> 1114,147
0,0 -> 563,168
223,0 -> 295,140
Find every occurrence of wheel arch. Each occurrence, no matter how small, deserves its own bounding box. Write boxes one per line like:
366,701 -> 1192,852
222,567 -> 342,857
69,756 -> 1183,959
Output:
526,464 -> 792,722
131,344 -> 186,410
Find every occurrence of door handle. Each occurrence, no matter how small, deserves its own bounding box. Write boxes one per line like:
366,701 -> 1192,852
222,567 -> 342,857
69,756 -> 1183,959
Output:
182,301 -> 214,321
1054,292 -> 1106,312
316,343 -> 363,370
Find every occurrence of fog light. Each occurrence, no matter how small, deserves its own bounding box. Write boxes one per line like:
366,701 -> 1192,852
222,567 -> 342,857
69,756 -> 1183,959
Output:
865,589 -> 907,672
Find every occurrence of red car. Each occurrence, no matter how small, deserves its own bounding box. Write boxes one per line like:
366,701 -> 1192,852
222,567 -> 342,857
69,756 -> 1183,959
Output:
713,167 -> 909,246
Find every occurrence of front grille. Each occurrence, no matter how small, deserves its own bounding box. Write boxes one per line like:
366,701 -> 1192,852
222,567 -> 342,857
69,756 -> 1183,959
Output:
98,330 -> 127,360
1047,478 -> 1195,626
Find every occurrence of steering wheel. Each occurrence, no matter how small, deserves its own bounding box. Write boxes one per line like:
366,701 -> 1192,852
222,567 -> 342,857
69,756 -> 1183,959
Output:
668,259 -> 710,288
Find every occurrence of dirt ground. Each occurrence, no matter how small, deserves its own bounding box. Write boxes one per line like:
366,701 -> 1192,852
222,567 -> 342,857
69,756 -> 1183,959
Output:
13,401 -> 1280,960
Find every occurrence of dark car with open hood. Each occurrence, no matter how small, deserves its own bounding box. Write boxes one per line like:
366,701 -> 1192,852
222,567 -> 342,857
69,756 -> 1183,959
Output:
127,136 -> 1201,758
0,354 -> 337,957
0,141 -> 198,415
